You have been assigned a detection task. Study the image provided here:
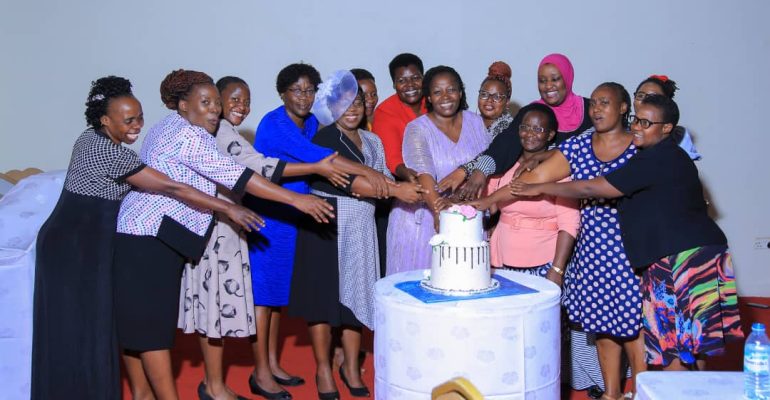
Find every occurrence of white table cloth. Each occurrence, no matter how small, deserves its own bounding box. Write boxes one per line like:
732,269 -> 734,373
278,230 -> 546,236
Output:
374,270 -> 561,400
635,371 -> 743,400
0,171 -> 65,399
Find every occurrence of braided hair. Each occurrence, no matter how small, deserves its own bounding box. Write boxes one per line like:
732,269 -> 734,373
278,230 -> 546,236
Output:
159,69 -> 214,110
597,82 -> 631,128
422,65 -> 468,113
482,61 -> 512,98
84,76 -> 133,129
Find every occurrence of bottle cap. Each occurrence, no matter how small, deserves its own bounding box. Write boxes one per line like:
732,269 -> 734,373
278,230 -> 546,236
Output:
753,322 -> 766,331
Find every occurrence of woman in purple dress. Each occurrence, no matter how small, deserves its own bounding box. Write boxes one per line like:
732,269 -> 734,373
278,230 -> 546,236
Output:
386,66 -> 491,275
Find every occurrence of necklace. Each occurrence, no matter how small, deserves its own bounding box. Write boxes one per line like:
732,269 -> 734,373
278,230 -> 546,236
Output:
339,130 -> 364,164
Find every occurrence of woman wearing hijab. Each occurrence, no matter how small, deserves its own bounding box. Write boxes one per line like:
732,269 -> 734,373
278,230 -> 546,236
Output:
440,53 -> 593,200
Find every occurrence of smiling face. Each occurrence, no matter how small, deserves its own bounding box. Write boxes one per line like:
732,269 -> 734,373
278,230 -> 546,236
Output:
630,104 -> 673,148
478,79 -> 508,121
179,83 -> 222,134
589,85 -> 627,133
358,78 -> 378,119
427,72 -> 462,118
282,75 -> 316,124
518,110 -> 555,153
100,95 -> 144,145
220,82 -> 251,127
336,95 -> 365,132
634,81 -> 665,111
537,63 -> 567,106
393,64 -> 423,106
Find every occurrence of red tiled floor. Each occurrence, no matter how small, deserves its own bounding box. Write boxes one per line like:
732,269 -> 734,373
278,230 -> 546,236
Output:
122,297 -> 766,399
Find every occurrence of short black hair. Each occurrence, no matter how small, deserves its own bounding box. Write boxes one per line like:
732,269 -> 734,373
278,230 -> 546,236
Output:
516,102 -> 559,134
422,65 -> 468,113
216,76 -> 248,93
276,63 -> 322,94
636,76 -> 678,99
351,68 -> 375,82
85,76 -> 134,129
388,53 -> 424,82
597,82 -> 631,128
640,94 -> 680,127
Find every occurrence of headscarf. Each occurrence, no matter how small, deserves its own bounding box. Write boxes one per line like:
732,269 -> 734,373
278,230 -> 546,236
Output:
311,70 -> 359,126
534,53 -> 584,132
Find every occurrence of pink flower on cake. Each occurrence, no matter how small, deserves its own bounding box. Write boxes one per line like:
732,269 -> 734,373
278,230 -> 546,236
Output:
448,204 -> 478,220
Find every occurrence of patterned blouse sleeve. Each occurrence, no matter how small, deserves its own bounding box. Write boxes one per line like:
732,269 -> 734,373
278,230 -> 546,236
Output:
402,121 -> 436,179
110,146 -> 145,182
178,126 -> 253,193
217,125 -> 285,183
368,132 -> 394,180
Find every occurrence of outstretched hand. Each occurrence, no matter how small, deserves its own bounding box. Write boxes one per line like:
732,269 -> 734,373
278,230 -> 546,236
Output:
509,180 -> 541,197
294,194 -> 335,223
316,152 -> 350,187
455,170 -> 487,201
437,168 -> 466,193
225,204 -> 265,232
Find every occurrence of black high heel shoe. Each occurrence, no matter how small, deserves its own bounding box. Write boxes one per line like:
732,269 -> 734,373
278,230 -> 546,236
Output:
315,375 -> 340,400
248,374 -> 292,400
272,374 -> 305,387
338,366 -> 370,397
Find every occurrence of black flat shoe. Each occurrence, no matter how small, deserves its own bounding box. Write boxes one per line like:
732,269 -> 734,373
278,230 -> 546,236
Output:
198,382 -> 249,400
338,366 -> 370,397
317,390 -> 340,400
272,374 -> 305,387
249,374 -> 292,400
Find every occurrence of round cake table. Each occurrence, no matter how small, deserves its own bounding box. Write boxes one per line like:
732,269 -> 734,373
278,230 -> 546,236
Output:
374,270 -> 561,399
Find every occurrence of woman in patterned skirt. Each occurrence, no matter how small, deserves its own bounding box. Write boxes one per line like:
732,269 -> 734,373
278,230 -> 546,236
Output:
498,83 -> 644,400
290,73 -> 424,399
511,94 -> 742,373
178,76 -> 349,400
114,69 -> 336,400
31,76 -> 261,400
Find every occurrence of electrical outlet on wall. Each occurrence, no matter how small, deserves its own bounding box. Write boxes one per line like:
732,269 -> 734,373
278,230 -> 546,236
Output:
754,237 -> 770,250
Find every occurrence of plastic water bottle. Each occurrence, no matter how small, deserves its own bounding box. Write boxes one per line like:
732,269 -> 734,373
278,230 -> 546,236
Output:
745,322 -> 770,399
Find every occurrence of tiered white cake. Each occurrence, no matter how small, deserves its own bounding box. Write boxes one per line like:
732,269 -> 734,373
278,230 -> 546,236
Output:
426,205 -> 492,292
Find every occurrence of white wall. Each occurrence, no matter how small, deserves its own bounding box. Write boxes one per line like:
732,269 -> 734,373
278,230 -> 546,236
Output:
2,0 -> 768,295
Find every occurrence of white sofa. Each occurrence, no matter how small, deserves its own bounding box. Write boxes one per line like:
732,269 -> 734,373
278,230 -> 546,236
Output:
0,171 -> 65,399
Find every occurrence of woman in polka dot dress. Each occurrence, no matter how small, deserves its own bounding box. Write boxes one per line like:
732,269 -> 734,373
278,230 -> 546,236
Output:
511,82 -> 645,400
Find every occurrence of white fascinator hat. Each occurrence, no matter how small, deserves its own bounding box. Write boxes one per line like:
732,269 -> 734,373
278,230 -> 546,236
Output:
311,70 -> 359,126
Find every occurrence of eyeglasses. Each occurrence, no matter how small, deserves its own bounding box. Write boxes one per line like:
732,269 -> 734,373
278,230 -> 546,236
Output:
519,124 -> 546,134
478,90 -> 507,103
633,91 -> 655,101
628,114 -> 667,129
286,87 -> 316,97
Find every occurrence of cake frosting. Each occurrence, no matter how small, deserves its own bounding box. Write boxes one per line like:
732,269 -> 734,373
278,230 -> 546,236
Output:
427,205 -> 491,292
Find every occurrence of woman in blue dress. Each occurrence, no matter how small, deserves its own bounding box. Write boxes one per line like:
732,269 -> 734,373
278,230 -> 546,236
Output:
245,63 -> 393,399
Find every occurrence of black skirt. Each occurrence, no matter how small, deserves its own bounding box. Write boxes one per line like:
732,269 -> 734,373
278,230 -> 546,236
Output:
113,233 -> 185,351
32,191 -> 122,400
288,199 -> 361,328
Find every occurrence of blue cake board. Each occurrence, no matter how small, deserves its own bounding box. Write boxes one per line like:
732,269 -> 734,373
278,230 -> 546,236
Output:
395,273 -> 538,304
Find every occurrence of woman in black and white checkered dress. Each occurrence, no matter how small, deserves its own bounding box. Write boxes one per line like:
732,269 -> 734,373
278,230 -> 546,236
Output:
289,85 -> 425,398
31,76 -> 261,400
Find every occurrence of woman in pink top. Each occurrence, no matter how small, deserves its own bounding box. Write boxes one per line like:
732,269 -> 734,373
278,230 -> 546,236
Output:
477,103 -> 578,286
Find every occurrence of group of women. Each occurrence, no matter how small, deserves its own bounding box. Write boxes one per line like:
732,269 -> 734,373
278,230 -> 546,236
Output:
31,51 -> 742,400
